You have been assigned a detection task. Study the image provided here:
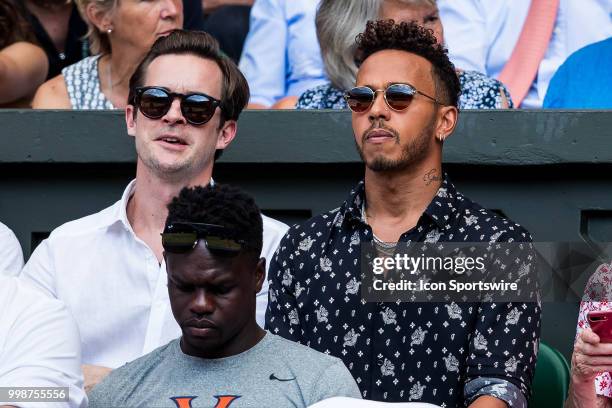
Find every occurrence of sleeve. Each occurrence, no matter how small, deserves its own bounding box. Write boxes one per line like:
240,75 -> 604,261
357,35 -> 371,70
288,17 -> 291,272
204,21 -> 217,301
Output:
0,292 -> 87,408
307,360 -> 362,405
437,0 -> 487,72
575,262 -> 612,398
465,239 -> 541,402
238,0 -> 288,106
465,377 -> 527,407
0,223 -> 24,277
264,229 -> 305,343
543,61 -> 569,108
87,375 -> 116,408
20,238 -> 57,298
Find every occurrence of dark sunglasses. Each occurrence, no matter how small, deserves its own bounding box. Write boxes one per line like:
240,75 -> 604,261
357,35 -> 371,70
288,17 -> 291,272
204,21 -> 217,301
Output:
162,222 -> 245,255
134,86 -> 222,125
344,83 -> 442,113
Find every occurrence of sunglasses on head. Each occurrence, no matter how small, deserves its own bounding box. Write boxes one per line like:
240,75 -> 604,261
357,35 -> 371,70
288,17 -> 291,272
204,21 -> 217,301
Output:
344,83 -> 443,113
133,86 -> 222,126
162,222 -> 245,255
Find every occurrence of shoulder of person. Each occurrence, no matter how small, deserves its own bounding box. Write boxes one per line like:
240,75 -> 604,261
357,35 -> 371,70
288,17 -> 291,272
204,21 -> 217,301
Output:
89,340 -> 175,403
274,207 -> 344,253
42,199 -> 124,243
267,333 -> 344,368
262,214 -> 290,236
459,70 -> 505,88
32,74 -> 71,109
456,193 -> 532,243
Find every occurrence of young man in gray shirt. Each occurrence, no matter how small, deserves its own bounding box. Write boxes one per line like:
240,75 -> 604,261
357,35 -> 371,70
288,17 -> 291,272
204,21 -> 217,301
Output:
88,184 -> 360,408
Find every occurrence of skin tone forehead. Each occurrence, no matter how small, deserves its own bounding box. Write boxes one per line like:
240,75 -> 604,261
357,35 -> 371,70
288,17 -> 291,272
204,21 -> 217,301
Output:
167,243 -> 249,285
356,49 -> 436,96
143,54 -> 223,100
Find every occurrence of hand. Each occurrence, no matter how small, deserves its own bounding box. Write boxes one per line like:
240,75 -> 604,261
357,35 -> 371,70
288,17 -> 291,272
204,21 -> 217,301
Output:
572,328 -> 612,383
565,329 -> 612,408
82,364 -> 112,394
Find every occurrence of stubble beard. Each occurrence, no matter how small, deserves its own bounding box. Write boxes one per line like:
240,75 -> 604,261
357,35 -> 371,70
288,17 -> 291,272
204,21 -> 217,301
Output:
136,138 -> 215,183
356,118 -> 436,173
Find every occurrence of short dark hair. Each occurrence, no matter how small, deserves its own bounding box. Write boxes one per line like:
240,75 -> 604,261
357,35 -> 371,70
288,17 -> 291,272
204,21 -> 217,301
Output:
165,183 -> 263,258
355,19 -> 460,107
128,30 -> 250,124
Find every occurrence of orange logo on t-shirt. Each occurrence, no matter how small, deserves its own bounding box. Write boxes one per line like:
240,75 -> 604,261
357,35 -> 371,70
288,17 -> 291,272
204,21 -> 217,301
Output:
171,395 -> 241,408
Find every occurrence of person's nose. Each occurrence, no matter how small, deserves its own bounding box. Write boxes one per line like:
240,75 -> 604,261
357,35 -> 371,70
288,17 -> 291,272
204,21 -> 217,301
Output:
368,90 -> 391,122
190,288 -> 215,316
162,98 -> 187,125
160,0 -> 180,20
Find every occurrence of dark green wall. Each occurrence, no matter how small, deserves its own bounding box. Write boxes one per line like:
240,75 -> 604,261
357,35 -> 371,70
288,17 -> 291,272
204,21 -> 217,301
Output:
1,109 -> 610,361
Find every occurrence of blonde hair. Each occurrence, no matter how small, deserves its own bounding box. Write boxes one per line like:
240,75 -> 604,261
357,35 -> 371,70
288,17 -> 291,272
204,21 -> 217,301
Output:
74,0 -> 117,54
316,0 -> 379,90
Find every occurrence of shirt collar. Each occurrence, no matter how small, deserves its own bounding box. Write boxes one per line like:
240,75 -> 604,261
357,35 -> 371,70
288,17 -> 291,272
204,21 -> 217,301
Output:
114,178 -> 216,232
116,179 -> 137,231
341,174 -> 460,231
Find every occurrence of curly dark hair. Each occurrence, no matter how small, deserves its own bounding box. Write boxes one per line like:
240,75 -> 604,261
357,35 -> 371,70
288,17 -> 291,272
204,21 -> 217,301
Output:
0,0 -> 36,49
166,183 -> 263,258
355,19 -> 460,107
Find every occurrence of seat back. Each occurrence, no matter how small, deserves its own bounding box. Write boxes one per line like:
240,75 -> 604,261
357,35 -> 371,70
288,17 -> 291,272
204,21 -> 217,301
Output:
528,342 -> 571,408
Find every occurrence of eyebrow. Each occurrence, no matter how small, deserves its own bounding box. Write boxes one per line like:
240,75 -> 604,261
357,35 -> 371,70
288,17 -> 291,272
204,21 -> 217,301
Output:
360,82 -> 396,90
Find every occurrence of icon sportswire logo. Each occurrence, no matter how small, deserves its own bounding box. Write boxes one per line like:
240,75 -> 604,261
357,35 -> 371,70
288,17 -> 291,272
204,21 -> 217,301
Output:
170,395 -> 241,408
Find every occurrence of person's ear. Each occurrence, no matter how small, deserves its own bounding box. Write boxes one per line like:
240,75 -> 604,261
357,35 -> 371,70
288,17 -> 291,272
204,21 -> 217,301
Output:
255,257 -> 266,293
126,104 -> 137,137
215,120 -> 237,151
85,3 -> 113,34
434,105 -> 458,142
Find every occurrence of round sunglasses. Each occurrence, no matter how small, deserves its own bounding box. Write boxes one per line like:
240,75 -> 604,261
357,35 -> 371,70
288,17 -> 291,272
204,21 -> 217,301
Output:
344,83 -> 442,113
133,86 -> 222,125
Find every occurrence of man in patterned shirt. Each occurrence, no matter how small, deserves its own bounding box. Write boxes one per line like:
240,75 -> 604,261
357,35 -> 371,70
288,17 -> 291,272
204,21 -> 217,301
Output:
266,20 -> 541,408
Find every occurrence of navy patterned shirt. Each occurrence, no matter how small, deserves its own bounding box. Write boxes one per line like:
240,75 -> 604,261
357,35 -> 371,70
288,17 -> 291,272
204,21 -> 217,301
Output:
265,177 -> 540,407
296,70 -> 514,110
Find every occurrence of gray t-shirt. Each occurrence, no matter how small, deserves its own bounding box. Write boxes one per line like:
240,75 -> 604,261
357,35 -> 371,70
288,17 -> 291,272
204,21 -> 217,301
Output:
89,333 -> 361,407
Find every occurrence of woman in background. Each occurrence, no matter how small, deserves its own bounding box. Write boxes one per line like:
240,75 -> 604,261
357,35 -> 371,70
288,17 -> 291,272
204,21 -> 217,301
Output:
32,0 -> 182,109
0,0 -> 48,107
298,0 -> 513,110
566,262 -> 612,408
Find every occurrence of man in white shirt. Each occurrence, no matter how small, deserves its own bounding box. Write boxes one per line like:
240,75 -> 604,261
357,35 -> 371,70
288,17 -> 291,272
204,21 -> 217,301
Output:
0,222 -> 24,276
0,276 -> 86,408
438,0 -> 612,108
21,30 -> 288,391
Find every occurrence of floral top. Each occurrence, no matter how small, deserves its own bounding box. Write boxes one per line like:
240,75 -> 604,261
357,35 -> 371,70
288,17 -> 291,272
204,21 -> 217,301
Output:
266,176 -> 540,407
577,262 -> 612,398
296,70 -> 514,110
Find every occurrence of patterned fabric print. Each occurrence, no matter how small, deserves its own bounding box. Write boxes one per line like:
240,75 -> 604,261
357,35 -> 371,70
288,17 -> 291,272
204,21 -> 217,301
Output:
62,55 -> 115,110
266,177 -> 540,407
576,262 -> 612,398
296,71 -> 514,110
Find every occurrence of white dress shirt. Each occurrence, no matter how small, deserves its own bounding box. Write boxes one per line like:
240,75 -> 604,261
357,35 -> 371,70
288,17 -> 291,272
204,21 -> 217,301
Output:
0,222 -> 24,276
21,180 -> 288,368
438,0 -> 612,108
0,277 -> 86,408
